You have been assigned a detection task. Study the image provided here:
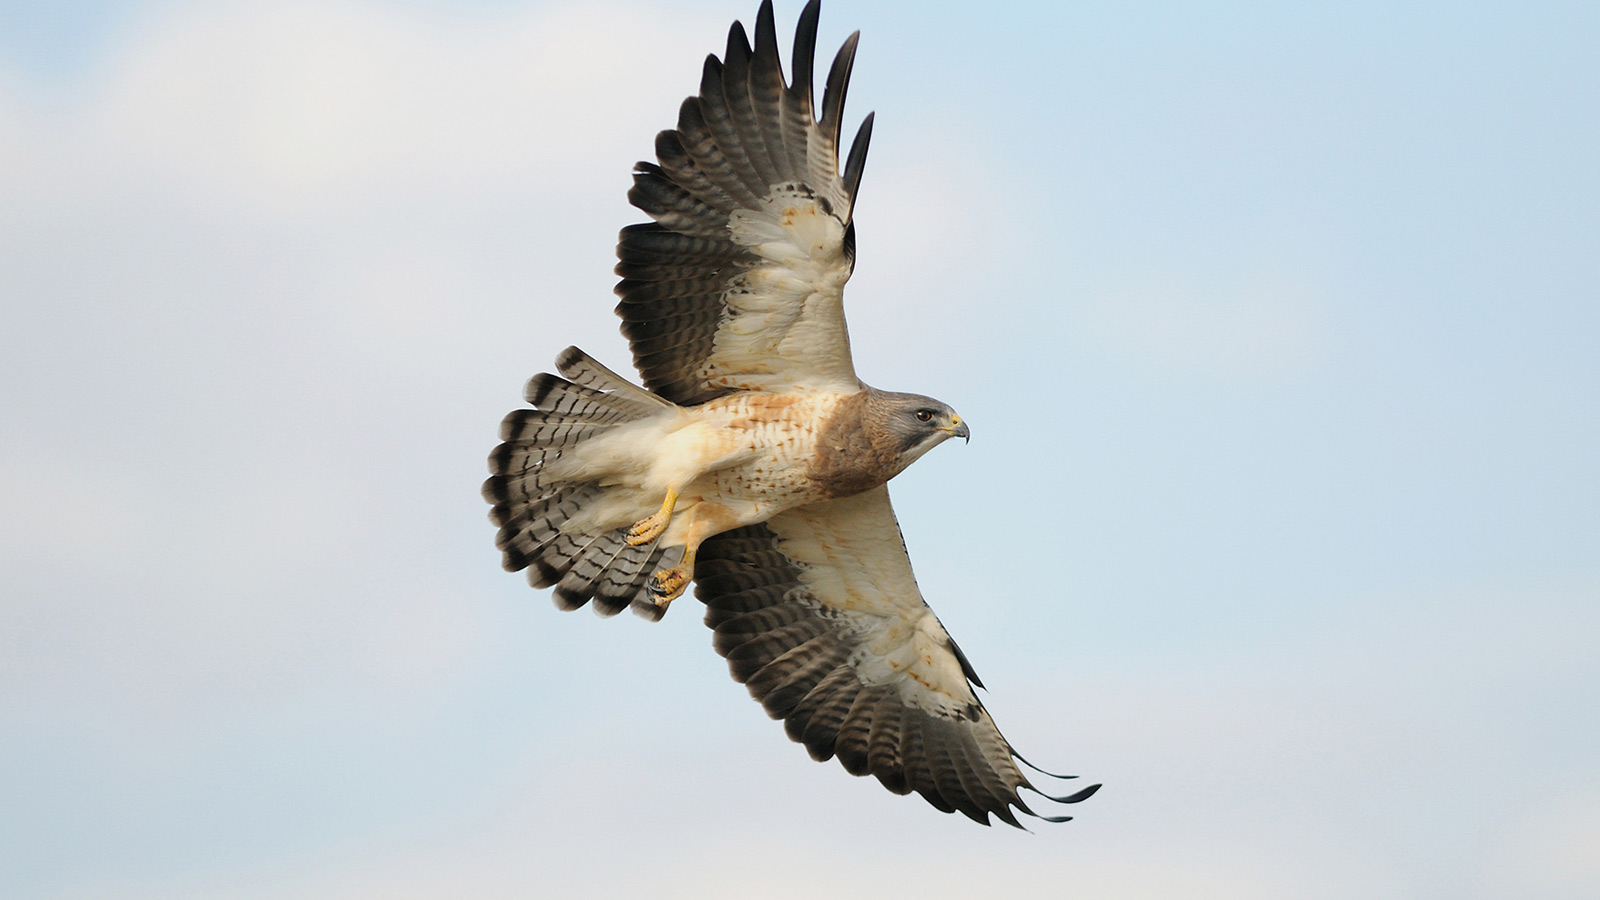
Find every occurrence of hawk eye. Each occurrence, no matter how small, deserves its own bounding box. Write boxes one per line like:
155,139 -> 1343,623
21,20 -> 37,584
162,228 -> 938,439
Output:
915,409 -> 935,423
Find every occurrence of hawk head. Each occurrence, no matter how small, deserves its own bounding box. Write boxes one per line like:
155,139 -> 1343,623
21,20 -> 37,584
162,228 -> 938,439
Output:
811,387 -> 968,499
874,390 -> 968,466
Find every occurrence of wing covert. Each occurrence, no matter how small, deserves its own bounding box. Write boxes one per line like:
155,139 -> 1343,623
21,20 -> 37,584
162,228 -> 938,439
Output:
693,486 -> 1101,827
616,0 -> 872,405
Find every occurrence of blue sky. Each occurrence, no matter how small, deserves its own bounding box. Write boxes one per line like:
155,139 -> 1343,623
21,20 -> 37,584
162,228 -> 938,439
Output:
2,1 -> 1596,897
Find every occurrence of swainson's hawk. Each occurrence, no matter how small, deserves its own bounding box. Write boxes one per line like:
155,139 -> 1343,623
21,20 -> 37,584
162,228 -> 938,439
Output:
484,0 -> 1098,827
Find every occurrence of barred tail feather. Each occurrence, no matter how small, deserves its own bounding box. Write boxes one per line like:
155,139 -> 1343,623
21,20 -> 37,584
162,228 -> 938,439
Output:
484,346 -> 677,618
550,345 -> 672,412
594,542 -> 670,618
553,530 -> 630,610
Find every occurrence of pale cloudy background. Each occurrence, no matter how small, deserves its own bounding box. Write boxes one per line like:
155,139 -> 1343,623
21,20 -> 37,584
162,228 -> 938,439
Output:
2,0 -> 1597,897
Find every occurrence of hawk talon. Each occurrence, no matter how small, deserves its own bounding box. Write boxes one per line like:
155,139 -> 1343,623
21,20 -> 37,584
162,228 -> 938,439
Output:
627,489 -> 679,546
648,565 -> 691,606
647,546 -> 696,606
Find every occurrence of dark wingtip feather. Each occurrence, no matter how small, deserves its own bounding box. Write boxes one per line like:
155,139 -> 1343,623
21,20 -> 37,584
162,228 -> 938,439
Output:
819,30 -> 860,145
870,769 -> 909,797
1029,782 -> 1102,805
725,17 -> 753,66
698,53 -> 724,100
991,805 -> 1024,830
1014,751 -> 1082,780
653,129 -> 684,164
946,635 -> 984,690
753,0 -> 780,70
842,111 -> 873,203
791,0 -> 821,110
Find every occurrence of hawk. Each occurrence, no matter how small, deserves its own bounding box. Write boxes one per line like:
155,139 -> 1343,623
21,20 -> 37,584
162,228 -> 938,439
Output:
484,0 -> 1098,827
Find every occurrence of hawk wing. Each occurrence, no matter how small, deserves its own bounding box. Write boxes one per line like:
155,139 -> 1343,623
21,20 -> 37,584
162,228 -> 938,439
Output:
694,486 -> 1101,827
615,0 -> 871,405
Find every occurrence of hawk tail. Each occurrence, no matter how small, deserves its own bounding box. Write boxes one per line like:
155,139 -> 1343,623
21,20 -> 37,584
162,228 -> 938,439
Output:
484,346 -> 679,620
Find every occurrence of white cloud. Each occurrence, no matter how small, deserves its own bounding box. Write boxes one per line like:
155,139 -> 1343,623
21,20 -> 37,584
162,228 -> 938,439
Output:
87,0 -> 720,211
0,0 -> 723,727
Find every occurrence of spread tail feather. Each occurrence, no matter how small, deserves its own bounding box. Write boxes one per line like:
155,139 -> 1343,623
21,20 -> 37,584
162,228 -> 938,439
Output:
484,346 -> 677,620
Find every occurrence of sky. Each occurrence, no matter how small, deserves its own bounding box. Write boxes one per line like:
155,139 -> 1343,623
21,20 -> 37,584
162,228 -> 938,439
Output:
2,0 -> 1597,897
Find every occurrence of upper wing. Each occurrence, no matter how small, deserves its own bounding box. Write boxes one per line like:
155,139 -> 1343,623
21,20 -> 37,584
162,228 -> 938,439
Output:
693,485 -> 1100,827
615,0 -> 873,405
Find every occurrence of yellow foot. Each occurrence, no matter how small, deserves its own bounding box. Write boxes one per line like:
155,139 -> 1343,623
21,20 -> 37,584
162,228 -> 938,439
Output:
647,547 -> 697,608
626,489 -> 678,547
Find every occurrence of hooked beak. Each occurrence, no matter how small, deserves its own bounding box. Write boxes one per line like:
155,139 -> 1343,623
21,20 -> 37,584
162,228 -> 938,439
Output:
939,414 -> 970,444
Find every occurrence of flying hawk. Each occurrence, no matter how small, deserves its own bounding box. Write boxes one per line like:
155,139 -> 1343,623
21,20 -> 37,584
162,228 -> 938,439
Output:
484,0 -> 1098,827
